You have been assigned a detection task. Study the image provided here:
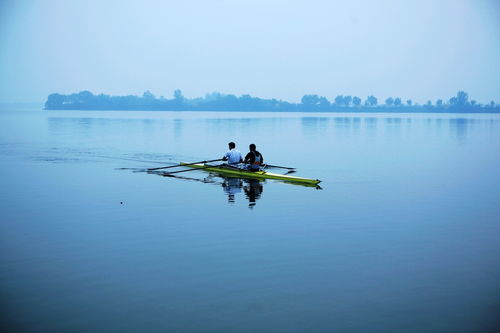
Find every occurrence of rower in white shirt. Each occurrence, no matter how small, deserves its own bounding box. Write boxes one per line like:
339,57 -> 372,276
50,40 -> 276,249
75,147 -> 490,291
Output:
222,142 -> 243,165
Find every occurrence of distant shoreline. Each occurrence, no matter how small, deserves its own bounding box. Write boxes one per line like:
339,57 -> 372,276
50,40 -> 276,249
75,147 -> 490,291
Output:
44,90 -> 500,113
42,107 -> 500,114
39,108 -> 500,115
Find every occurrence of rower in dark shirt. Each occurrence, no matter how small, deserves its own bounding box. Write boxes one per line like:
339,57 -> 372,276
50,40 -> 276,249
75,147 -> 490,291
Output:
244,144 -> 264,171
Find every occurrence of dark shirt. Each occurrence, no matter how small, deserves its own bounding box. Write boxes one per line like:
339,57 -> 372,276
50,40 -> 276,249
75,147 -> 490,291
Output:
244,151 -> 263,164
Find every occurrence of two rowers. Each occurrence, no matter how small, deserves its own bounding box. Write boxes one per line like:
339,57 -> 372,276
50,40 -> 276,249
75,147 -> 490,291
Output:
222,142 -> 263,171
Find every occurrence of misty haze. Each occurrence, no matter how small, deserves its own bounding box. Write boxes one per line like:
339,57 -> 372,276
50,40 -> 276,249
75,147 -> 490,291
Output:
1,1 -> 499,332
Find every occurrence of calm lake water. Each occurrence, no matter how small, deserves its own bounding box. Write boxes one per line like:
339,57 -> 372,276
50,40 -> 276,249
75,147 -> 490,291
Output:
1,108 -> 499,332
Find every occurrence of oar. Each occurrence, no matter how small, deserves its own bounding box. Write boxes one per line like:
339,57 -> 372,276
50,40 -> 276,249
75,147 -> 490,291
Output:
239,162 -> 296,172
150,170 -> 223,184
264,163 -> 296,170
161,164 -> 225,176
147,159 -> 223,171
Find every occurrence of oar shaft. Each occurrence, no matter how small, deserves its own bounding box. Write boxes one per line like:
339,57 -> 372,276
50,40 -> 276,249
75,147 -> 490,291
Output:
148,158 -> 223,171
239,162 -> 295,170
161,164 -> 222,175
264,164 -> 295,170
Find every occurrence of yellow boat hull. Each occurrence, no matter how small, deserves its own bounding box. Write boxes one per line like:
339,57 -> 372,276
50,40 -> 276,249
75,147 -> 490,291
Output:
180,163 -> 321,185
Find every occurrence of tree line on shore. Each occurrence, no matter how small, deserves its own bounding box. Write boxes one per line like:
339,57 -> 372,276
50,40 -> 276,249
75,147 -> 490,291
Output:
45,90 -> 499,112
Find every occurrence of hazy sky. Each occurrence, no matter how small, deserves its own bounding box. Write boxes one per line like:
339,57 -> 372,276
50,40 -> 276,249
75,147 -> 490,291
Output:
0,0 -> 499,103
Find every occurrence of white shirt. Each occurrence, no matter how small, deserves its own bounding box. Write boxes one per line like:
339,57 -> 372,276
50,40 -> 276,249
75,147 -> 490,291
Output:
224,148 -> 242,164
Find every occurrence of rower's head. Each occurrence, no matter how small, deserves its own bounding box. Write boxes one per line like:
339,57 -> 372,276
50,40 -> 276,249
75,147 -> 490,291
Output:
228,142 -> 236,149
249,144 -> 256,151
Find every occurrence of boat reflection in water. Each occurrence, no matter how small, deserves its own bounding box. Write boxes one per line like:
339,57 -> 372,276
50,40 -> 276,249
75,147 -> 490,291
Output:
149,168 -> 320,209
222,177 -> 264,208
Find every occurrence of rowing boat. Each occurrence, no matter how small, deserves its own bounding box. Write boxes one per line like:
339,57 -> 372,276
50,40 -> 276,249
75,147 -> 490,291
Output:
180,163 -> 321,185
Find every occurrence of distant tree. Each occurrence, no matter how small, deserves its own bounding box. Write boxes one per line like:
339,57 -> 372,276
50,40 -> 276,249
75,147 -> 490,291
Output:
66,93 -> 80,105
224,94 -> 238,108
174,89 -> 184,100
365,95 -> 378,106
46,89 -> 498,112
301,94 -> 321,111
318,96 -> 331,109
205,92 -> 222,101
457,91 -> 469,105
45,93 -> 66,108
334,95 -> 345,106
238,94 -> 254,110
301,94 -> 320,106
78,90 -> 94,102
449,91 -> 468,106
143,90 -> 155,100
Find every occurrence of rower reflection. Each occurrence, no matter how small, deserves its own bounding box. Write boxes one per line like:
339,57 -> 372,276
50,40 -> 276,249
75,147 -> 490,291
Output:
222,177 -> 264,208
222,177 -> 243,203
244,179 -> 264,208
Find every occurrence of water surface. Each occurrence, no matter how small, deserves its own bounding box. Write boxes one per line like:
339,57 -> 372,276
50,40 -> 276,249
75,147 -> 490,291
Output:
1,108 -> 499,332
